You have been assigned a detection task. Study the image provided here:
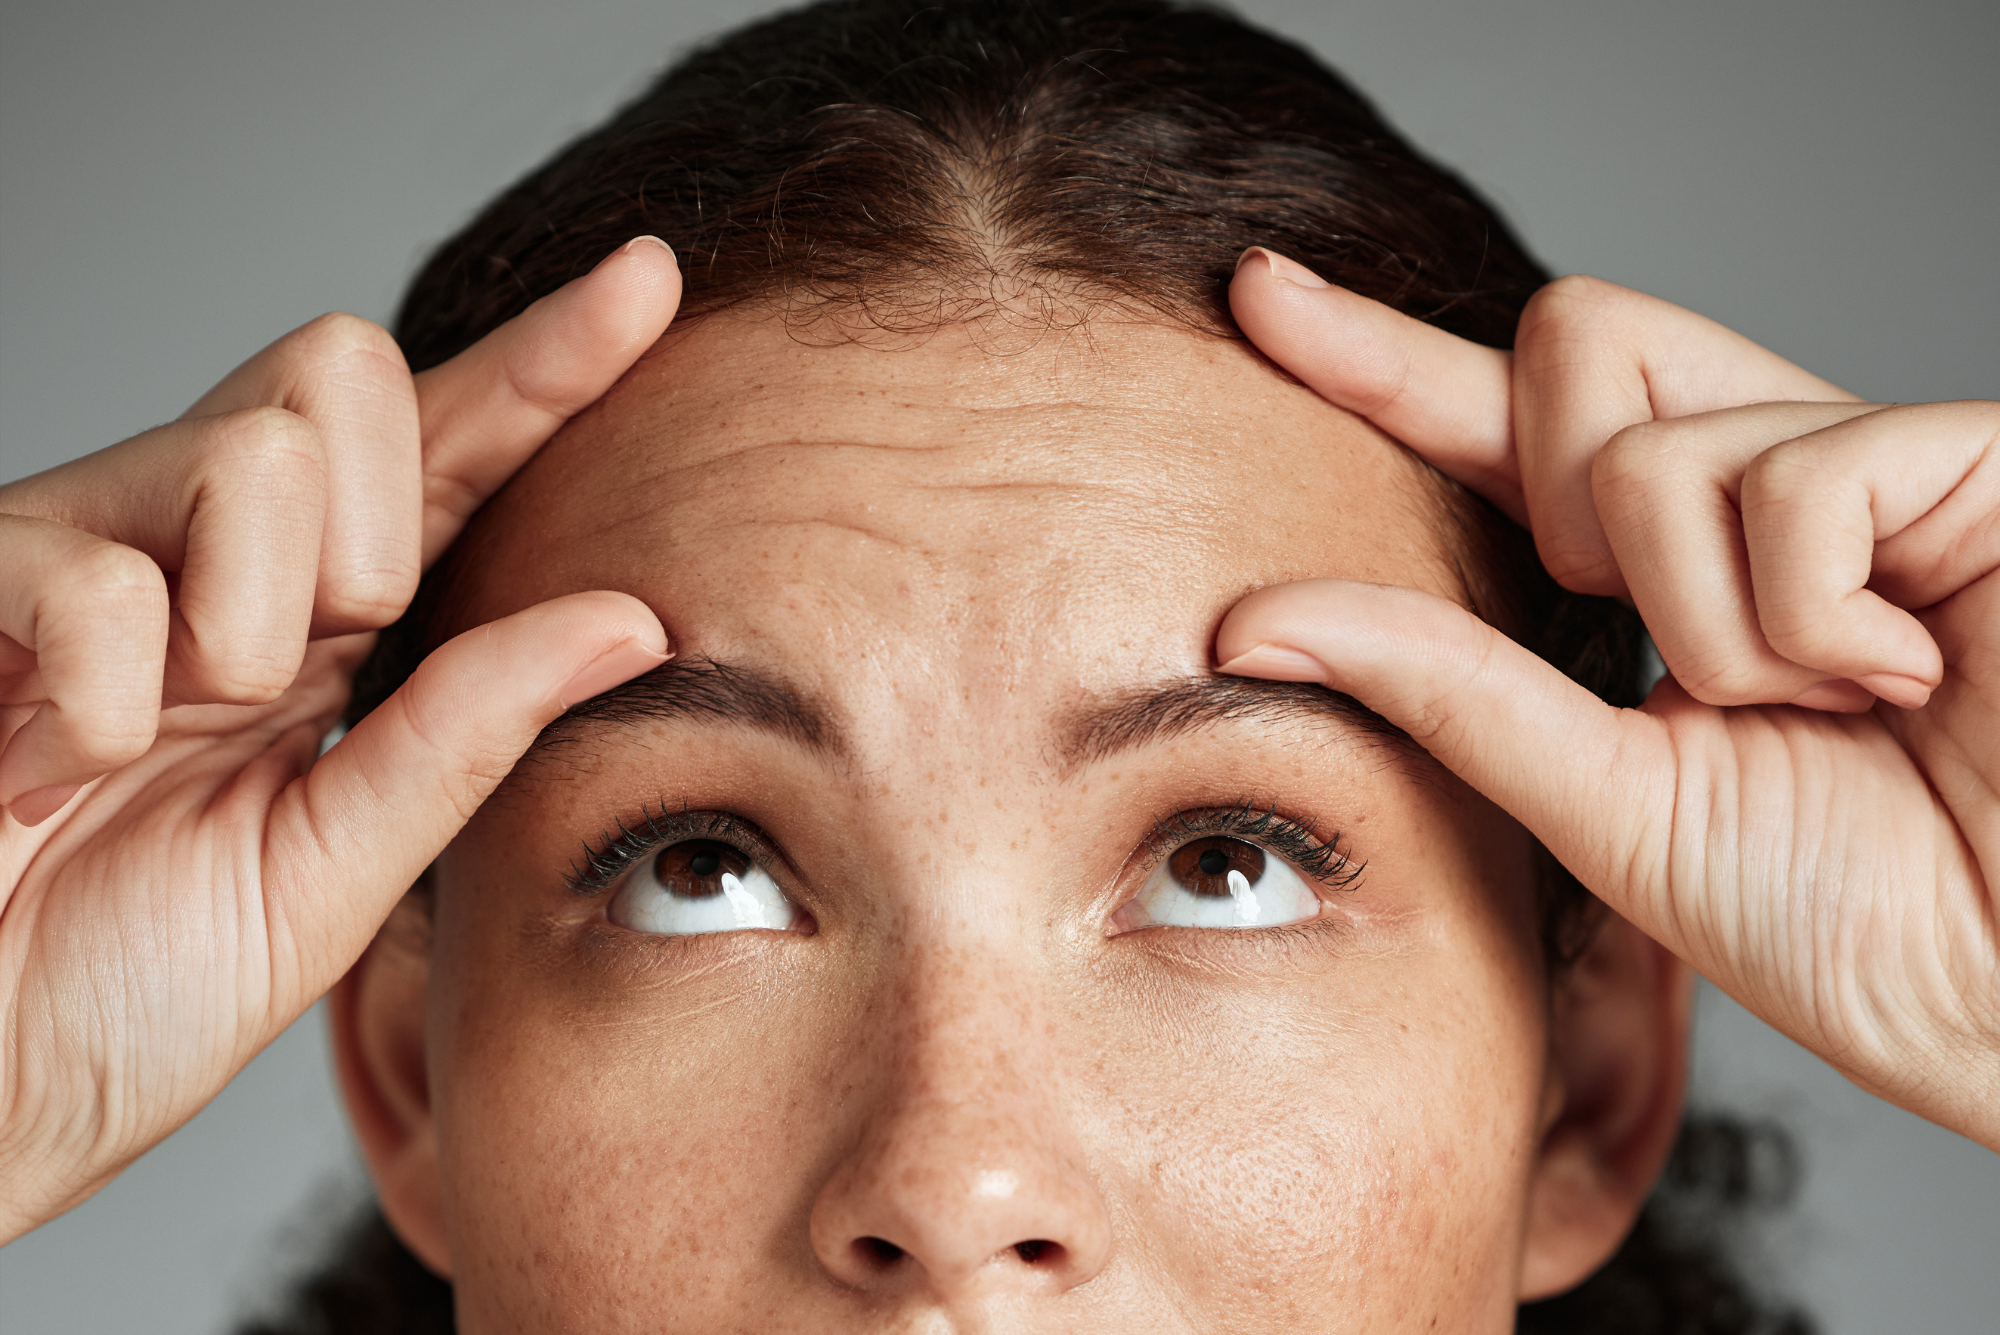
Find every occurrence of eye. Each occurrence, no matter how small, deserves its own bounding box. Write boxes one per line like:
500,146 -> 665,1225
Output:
606,838 -> 801,936
1110,835 -> 1321,933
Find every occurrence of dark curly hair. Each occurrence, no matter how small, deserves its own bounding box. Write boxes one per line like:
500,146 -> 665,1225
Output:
276,1 -> 1813,1329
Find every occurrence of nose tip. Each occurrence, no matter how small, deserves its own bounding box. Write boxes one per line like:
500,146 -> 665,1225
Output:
810,1149 -> 1111,1299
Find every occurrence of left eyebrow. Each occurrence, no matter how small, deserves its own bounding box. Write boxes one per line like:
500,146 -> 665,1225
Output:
1057,675 -> 1421,768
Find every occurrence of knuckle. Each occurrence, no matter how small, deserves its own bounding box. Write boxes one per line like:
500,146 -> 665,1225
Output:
1738,441 -> 1825,514
200,680 -> 288,707
316,566 -> 422,631
66,718 -> 157,771
174,638 -> 299,705
1760,620 -> 1829,665
1518,274 -> 1632,344
280,311 -> 404,375
1588,424 -> 1686,529
203,404 -> 325,472
196,407 -> 328,503
59,540 -> 168,611
1593,420 -> 1681,487
1674,660 -> 1761,706
1534,537 -> 1623,594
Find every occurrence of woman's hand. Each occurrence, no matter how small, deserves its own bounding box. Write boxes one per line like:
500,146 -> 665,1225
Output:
0,238 -> 681,1239
1222,252 -> 2000,1150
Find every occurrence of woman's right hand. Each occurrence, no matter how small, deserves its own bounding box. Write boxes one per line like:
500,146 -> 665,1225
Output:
0,237 -> 681,1240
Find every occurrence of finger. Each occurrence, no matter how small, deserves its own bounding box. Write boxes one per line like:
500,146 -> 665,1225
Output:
1228,248 -> 1522,520
5,407 -> 330,707
1513,277 -> 1858,594
1741,403 -> 1995,707
414,236 -> 683,563
1867,400 -> 2000,610
186,313 -> 422,637
1591,402 -> 1883,708
259,591 -> 669,989
1213,578 -> 1675,925
0,515 -> 170,819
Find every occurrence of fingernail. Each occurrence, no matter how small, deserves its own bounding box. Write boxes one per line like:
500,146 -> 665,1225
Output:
1236,246 -> 1329,289
1788,680 -> 1875,713
559,640 -> 671,709
622,235 -> 674,260
1216,643 -> 1327,681
6,784 -> 81,828
1852,671 -> 1934,710
594,235 -> 676,271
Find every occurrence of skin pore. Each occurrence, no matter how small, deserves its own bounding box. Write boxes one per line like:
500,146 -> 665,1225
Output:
335,312 -> 1690,1333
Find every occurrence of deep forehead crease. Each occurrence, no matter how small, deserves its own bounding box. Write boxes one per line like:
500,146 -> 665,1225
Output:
527,655 -> 1418,773
619,425 -> 1216,488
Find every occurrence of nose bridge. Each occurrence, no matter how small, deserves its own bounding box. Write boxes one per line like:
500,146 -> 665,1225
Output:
808,924 -> 1112,1301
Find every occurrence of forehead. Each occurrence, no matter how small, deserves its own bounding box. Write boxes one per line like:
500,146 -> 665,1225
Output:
454,314 -> 1465,708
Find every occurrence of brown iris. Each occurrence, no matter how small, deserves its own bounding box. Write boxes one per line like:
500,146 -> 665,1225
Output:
651,839 -> 751,899
1167,837 -> 1266,897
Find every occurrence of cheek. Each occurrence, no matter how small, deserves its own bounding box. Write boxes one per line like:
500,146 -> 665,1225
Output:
1080,950 -> 1549,1323
426,924 -> 860,1328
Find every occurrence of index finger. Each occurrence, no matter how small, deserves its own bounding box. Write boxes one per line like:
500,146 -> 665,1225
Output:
412,235 -> 682,564
1229,247 -> 1522,520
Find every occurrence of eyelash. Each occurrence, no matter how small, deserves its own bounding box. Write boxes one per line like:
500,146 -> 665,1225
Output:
566,805 -> 768,894
1140,799 -> 1365,892
566,797 -> 1364,897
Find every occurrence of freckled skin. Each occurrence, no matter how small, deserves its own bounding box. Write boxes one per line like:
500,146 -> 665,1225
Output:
407,314 -> 1558,1332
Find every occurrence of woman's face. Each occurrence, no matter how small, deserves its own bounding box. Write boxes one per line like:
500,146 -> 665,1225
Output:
345,313 -> 1672,1332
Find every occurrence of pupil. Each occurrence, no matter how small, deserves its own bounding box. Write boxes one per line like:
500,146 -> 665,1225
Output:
1197,847 -> 1231,876
689,851 -> 721,876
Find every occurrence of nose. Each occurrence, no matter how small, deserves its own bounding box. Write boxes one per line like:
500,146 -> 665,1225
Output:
808,1071 -> 1112,1300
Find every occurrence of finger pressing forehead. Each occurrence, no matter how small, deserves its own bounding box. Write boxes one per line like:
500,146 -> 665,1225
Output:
411,237 -> 682,566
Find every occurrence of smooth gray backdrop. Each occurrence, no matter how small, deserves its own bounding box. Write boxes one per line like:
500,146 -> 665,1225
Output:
2,1 -> 1996,1331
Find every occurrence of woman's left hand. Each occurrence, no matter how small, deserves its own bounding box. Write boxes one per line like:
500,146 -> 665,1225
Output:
1222,254 -> 2000,1150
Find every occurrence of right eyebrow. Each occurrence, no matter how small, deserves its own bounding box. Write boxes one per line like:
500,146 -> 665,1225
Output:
528,656 -> 840,760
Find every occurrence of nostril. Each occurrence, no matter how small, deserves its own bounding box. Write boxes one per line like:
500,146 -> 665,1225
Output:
1013,1239 -> 1063,1265
855,1236 -> 906,1267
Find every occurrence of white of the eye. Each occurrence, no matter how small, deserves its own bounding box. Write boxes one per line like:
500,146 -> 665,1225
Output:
1131,851 -> 1319,930
616,858 -> 797,936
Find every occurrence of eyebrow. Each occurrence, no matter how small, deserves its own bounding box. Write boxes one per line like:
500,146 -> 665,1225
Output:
530,655 -> 1416,775
1057,675 -> 1419,768
532,656 -> 838,759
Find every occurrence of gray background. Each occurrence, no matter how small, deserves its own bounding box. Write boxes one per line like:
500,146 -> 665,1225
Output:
2,0 -> 1996,1330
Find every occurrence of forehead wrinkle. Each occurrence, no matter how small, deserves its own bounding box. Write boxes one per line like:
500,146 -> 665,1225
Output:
1057,675 -> 1430,775
600,439 -> 1205,575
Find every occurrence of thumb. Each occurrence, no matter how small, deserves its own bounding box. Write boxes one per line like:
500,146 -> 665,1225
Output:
1215,579 -> 1674,908
263,590 -> 668,981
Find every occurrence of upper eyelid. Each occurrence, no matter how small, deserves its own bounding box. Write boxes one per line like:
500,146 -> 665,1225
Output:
567,797 -> 1363,896
1138,801 -> 1364,890
566,807 -> 779,894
